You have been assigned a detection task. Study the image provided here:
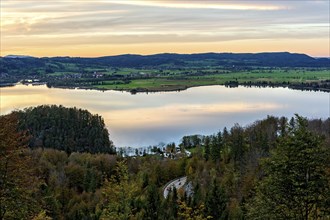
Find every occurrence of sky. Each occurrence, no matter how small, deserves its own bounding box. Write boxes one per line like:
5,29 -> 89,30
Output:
1,0 -> 329,57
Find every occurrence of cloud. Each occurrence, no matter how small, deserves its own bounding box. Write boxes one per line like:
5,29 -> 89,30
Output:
105,0 -> 283,11
1,0 -> 329,56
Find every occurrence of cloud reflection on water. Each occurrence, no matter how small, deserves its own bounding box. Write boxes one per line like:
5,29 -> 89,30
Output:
1,84 -> 328,147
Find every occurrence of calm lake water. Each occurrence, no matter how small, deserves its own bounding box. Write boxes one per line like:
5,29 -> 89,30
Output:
1,84 -> 329,147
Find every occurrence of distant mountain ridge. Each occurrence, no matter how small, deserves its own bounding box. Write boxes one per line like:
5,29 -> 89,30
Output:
93,52 -> 329,67
4,55 -> 35,59
1,52 -> 329,68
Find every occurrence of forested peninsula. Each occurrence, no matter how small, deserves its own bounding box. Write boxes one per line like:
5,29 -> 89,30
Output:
16,105 -> 115,154
1,105 -> 329,219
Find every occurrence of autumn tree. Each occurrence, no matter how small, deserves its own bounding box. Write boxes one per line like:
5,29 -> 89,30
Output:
101,160 -> 139,219
0,114 -> 42,219
178,201 -> 209,220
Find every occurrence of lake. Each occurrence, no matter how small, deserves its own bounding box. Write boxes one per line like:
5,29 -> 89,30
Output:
1,84 -> 329,147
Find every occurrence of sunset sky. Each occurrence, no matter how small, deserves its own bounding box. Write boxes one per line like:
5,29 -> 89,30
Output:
1,0 -> 329,57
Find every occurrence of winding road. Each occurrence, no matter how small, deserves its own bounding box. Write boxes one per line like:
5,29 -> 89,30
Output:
163,176 -> 187,199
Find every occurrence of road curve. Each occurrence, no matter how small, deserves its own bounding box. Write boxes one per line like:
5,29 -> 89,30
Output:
163,176 -> 187,199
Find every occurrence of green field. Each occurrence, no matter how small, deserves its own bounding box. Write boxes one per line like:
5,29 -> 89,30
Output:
94,69 -> 329,91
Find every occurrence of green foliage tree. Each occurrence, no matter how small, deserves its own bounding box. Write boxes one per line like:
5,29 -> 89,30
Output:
247,115 -> 330,219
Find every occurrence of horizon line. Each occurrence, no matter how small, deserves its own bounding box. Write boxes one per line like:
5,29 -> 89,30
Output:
2,51 -> 329,59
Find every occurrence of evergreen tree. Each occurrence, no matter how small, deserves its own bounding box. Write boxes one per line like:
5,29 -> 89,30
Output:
171,187 -> 179,219
205,179 -> 228,220
144,184 -> 160,219
229,124 -> 246,167
222,127 -> 230,163
247,115 -> 330,219
204,136 -> 210,161
210,132 -> 222,162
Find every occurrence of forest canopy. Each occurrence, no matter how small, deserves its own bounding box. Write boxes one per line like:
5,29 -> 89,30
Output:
1,109 -> 329,219
15,105 -> 115,154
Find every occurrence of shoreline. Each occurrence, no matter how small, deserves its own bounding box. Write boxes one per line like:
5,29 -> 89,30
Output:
1,80 -> 329,93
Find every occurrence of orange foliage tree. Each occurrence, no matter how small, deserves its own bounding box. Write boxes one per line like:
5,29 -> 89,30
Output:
0,113 -> 41,219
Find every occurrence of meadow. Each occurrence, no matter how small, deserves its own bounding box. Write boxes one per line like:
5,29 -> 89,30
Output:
94,68 -> 329,91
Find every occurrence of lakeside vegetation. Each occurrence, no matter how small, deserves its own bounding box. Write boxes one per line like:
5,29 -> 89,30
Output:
1,52 -> 329,92
1,106 -> 329,219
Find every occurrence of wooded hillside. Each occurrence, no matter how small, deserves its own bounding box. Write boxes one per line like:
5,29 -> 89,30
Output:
1,111 -> 329,219
16,105 -> 115,154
